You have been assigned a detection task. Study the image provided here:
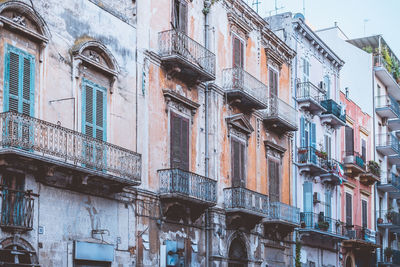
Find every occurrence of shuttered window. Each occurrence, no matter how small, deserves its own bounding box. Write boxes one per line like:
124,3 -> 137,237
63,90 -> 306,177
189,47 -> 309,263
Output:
302,58 -> 309,82
4,44 -> 35,116
170,112 -> 189,171
303,182 -> 313,213
268,160 -> 280,202
324,135 -> 332,159
82,79 -> 107,141
346,193 -> 353,226
324,75 -> 330,99
361,139 -> 367,162
362,200 -> 368,228
233,36 -> 244,68
231,138 -> 245,187
173,0 -> 187,33
345,126 -> 354,156
269,68 -> 278,97
325,190 -> 332,218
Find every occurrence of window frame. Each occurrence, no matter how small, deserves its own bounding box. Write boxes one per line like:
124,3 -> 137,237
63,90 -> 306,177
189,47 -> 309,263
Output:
268,65 -> 279,98
230,136 -> 246,187
232,34 -> 245,69
169,111 -> 190,171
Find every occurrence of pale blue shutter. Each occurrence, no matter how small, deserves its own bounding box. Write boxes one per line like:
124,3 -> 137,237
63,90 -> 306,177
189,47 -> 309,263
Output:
300,116 -> 305,148
324,75 -> 330,100
303,182 -> 313,213
325,190 -> 331,218
310,123 -> 316,163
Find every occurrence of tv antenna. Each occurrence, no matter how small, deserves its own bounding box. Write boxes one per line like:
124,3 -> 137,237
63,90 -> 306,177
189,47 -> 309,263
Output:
252,0 -> 262,13
267,0 -> 284,16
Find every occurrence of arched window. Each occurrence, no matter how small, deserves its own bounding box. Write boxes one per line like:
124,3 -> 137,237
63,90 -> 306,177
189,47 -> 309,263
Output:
0,237 -> 39,265
346,256 -> 353,267
228,238 -> 248,267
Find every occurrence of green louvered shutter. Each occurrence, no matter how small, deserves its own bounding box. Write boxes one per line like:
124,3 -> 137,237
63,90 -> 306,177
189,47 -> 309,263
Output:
4,45 -> 35,116
82,80 -> 106,141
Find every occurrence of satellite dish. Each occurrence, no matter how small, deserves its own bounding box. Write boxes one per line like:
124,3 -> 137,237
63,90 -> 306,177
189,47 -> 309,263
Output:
294,13 -> 305,21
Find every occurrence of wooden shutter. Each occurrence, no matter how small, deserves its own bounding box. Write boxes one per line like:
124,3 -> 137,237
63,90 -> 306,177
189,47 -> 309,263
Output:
362,139 -> 367,162
324,75 -> 330,98
268,160 -> 280,202
346,193 -> 352,225
310,123 -> 316,163
303,182 -> 313,212
362,200 -> 368,228
83,80 -> 107,141
325,190 -> 331,218
324,135 -> 331,159
233,37 -> 243,68
300,116 -> 305,147
345,126 -> 354,156
231,138 -> 245,187
5,45 -> 35,116
179,0 -> 187,33
170,113 -> 189,171
269,69 -> 278,97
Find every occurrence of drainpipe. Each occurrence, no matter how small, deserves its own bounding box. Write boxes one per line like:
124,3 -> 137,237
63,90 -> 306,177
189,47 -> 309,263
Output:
373,36 -> 379,267
204,1 -> 211,267
293,29 -> 299,267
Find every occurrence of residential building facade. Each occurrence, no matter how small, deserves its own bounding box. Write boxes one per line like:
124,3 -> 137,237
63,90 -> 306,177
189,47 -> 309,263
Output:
0,0 -> 141,266
267,13 -> 347,267
135,0 -> 298,266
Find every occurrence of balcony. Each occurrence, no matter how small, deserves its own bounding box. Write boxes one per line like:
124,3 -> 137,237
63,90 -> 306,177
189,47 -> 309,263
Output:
375,95 -> 400,119
296,147 -> 329,176
342,225 -> 377,250
0,188 -> 36,232
343,151 -> 366,178
224,187 -> 269,229
0,112 -> 142,192
263,201 -> 299,226
376,133 -> 399,156
222,68 -> 268,111
377,173 -> 400,198
374,55 -> 400,100
158,29 -> 216,83
319,159 -> 346,185
320,99 -> 346,128
299,212 -> 347,241
359,161 -> 381,186
158,168 -> 217,222
376,210 -> 400,233
296,82 -> 327,115
378,248 -> 400,266
261,95 -> 298,134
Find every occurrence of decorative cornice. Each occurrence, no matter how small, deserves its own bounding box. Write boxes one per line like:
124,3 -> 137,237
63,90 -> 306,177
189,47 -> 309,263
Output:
359,125 -> 370,136
360,189 -> 371,197
264,140 -> 286,155
262,28 -> 296,67
226,113 -> 254,135
162,89 -> 200,111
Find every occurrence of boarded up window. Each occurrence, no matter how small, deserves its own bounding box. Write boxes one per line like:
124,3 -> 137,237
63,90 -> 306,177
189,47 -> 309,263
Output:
346,193 -> 352,225
269,68 -> 278,97
345,126 -> 354,156
233,36 -> 244,68
231,138 -> 246,187
170,112 -> 190,171
268,160 -> 280,202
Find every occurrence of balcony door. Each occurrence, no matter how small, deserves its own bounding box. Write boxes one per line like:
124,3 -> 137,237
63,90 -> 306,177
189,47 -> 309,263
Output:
4,44 -> 35,116
228,238 -> 248,267
231,138 -> 246,187
346,193 -> 353,226
268,159 -> 280,202
82,79 -> 107,167
170,112 -> 189,171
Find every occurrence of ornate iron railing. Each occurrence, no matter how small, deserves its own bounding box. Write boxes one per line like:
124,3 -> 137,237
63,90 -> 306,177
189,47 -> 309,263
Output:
0,111 -> 141,182
268,201 -> 300,225
343,151 -> 366,170
300,212 -> 346,236
376,133 -> 399,153
158,29 -> 216,77
262,94 -> 297,127
158,168 -> 217,204
224,187 -> 269,216
380,172 -> 400,190
320,99 -> 346,122
375,95 -> 400,117
376,209 -> 400,226
1,188 -> 35,230
296,81 -> 326,102
222,67 -> 268,105
345,225 -> 376,243
297,146 -> 328,169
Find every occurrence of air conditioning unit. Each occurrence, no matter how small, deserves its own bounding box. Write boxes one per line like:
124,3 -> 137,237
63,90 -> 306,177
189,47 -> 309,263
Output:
313,192 -> 321,204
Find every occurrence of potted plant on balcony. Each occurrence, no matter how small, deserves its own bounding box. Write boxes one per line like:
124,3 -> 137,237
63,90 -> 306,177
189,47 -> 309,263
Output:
382,46 -> 393,73
368,160 -> 380,177
386,211 -> 393,223
377,217 -> 384,224
317,221 -> 330,231
385,247 -> 393,262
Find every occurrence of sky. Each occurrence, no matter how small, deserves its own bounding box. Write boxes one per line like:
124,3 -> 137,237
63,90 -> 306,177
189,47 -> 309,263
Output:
244,0 -> 400,56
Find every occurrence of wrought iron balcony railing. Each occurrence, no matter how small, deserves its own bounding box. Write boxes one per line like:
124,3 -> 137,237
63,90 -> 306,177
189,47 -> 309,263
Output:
345,225 -> 376,244
376,133 -> 399,155
300,212 -> 346,237
0,111 -> 142,183
262,94 -> 297,130
224,187 -> 269,217
158,168 -> 217,204
267,201 -> 300,225
158,29 -> 216,79
1,188 -> 35,231
320,99 -> 346,122
375,95 -> 400,118
297,146 -> 328,168
376,210 -> 400,227
222,67 -> 268,108
296,81 -> 326,102
343,151 -> 365,170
